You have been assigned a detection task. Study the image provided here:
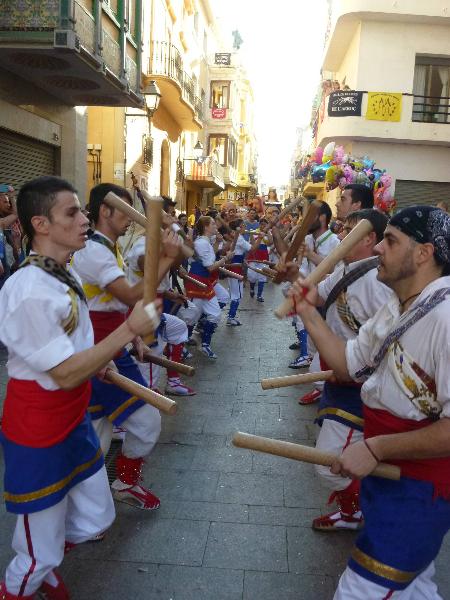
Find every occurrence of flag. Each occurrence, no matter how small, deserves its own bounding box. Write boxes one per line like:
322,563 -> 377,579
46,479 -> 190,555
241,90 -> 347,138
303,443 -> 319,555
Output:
366,92 -> 402,122
328,91 -> 363,117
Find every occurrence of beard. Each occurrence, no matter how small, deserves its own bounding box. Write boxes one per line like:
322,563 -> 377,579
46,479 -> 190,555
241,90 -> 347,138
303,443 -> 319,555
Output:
308,218 -> 321,233
377,251 -> 417,288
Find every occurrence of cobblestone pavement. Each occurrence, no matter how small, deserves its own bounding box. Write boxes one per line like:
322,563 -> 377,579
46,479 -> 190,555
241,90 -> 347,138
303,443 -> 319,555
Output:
1,282 -> 450,599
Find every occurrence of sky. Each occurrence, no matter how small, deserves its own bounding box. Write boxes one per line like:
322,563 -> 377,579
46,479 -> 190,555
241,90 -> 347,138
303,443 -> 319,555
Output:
212,1 -> 328,191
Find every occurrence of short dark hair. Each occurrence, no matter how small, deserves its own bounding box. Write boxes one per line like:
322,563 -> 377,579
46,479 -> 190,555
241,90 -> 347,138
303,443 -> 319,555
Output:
229,218 -> 244,230
17,176 -> 77,245
88,183 -> 132,224
346,208 -> 388,243
319,201 -> 332,225
345,184 -> 374,209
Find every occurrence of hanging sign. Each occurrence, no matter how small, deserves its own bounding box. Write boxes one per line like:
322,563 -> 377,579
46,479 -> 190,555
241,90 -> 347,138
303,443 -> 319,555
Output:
212,108 -> 227,119
328,91 -> 363,116
366,92 -> 402,122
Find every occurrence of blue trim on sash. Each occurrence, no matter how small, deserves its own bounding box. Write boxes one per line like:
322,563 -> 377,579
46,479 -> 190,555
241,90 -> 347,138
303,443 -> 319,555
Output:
189,260 -> 211,278
349,476 -> 450,590
89,349 -> 146,424
315,382 -> 363,430
1,414 -> 103,514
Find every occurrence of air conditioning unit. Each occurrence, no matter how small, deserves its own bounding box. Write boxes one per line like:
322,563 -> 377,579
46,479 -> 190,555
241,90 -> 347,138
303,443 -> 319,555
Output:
54,30 -> 80,52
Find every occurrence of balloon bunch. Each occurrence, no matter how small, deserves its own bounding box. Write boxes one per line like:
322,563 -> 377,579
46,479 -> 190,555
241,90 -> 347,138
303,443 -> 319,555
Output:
297,141 -> 396,213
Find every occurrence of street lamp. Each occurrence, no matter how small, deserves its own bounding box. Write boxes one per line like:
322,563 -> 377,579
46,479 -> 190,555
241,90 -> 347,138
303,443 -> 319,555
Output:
193,140 -> 203,162
143,80 -> 161,118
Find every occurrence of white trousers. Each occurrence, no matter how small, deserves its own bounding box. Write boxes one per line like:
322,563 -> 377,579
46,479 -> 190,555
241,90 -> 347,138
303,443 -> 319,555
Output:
137,313 -> 188,388
247,262 -> 267,283
214,282 -> 230,305
309,351 -> 324,391
191,295 -> 222,324
176,299 -> 200,326
5,467 -> 115,596
334,562 -> 442,600
228,278 -> 243,301
93,403 -> 161,459
315,419 -> 363,490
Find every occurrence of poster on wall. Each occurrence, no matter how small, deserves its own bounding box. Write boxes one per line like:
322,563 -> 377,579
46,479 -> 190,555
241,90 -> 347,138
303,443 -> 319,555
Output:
366,92 -> 402,122
327,91 -> 363,116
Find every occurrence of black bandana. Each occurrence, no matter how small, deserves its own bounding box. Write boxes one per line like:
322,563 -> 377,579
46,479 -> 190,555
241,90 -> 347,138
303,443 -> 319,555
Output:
389,205 -> 450,265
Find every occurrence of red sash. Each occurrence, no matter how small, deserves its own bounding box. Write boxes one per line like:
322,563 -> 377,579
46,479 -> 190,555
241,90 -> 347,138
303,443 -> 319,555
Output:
364,406 -> 450,498
2,379 -> 91,448
227,264 -> 243,275
247,248 -> 269,262
90,310 -> 127,344
184,273 -> 216,300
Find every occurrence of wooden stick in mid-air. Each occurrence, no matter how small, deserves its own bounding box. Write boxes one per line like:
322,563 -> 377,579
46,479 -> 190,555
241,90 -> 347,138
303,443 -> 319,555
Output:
128,349 -> 195,377
261,370 -> 334,390
232,432 -> 401,481
142,195 -> 163,344
219,267 -> 244,281
178,267 -> 209,289
246,262 -> 275,279
274,219 -> 374,319
272,200 -> 322,284
105,369 -> 177,415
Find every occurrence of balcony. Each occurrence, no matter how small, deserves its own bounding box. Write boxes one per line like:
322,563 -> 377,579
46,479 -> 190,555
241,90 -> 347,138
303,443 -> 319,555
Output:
183,158 -> 225,190
223,165 -> 238,187
147,40 -> 203,139
0,0 -> 143,107
313,93 -> 450,148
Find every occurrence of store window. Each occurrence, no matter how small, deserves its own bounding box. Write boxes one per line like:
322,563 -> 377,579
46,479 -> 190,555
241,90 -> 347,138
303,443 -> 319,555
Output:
210,81 -> 230,109
413,57 -> 450,123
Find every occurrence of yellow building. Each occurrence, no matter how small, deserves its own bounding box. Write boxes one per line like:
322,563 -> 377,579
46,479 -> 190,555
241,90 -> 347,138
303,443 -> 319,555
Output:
87,0 -> 224,216
0,0 -> 141,194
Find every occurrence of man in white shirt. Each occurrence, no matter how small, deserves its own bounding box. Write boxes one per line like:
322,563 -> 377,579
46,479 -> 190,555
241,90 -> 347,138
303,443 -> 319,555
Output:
291,205 -> 450,599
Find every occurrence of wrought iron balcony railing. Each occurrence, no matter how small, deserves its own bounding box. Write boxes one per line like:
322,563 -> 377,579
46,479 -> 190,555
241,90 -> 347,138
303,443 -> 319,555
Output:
412,95 -> 450,123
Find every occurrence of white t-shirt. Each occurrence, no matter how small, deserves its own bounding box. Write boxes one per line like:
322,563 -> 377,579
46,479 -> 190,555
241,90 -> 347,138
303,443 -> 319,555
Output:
234,234 -> 252,256
72,232 -> 128,313
194,236 -> 216,267
302,230 -> 340,276
0,265 -> 93,389
346,276 -> 450,421
125,235 -> 171,292
318,258 -> 392,341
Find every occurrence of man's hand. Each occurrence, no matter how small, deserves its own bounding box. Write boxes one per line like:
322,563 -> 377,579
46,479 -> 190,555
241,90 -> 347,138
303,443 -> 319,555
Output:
289,277 -> 320,315
96,360 -> 118,382
330,440 -> 378,479
161,229 -> 182,259
275,252 -> 301,283
127,298 -> 162,337
132,335 -> 147,362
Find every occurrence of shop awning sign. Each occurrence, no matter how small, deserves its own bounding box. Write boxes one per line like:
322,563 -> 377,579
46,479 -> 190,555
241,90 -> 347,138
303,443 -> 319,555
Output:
328,91 -> 363,116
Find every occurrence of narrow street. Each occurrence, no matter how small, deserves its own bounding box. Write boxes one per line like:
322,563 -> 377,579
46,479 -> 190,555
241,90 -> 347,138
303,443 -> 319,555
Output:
1,282 -> 450,599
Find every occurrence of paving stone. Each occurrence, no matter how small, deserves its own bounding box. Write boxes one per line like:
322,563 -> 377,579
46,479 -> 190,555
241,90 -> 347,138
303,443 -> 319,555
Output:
153,565 -> 244,600
254,415 -> 310,439
157,432 -> 228,447
284,473 -> 326,508
60,559 -> 158,598
287,526 -> 355,576
215,472 -> 284,506
191,446 -> 253,473
202,414 -> 256,436
249,505 -> 319,527
231,401 -> 280,420
252,451 -> 317,478
204,522 -> 288,572
160,414 -> 207,435
76,516 -> 210,566
146,443 -> 197,471
154,498 -> 249,525
244,571 -> 335,600
146,468 -> 220,503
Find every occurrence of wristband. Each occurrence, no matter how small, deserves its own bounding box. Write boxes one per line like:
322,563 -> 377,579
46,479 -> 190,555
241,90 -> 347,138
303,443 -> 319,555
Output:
364,439 -> 380,463
144,300 -> 160,330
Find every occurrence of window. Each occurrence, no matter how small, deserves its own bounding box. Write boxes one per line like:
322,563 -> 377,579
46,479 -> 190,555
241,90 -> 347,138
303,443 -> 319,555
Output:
413,57 -> 450,123
208,135 -> 228,166
228,138 -> 237,168
210,81 -> 230,109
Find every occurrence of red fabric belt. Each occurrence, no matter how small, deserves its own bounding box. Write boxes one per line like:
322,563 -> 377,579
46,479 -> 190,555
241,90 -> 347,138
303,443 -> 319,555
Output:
247,248 -> 269,262
184,273 -> 216,300
364,406 -> 450,498
90,310 -> 127,344
2,379 -> 91,448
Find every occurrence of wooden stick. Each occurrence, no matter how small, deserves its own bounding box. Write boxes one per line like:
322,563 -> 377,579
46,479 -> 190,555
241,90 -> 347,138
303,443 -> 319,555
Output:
272,200 -> 322,284
178,268 -> 208,290
261,370 -> 334,390
219,267 -> 244,281
246,263 -> 275,278
232,432 -> 401,481
105,369 -> 177,415
129,350 -> 195,376
142,196 -> 163,344
274,219 -> 374,318
104,192 -> 194,259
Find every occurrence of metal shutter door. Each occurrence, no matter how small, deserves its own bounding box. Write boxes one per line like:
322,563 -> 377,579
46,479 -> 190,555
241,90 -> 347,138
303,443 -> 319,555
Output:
0,128 -> 56,190
395,180 -> 450,210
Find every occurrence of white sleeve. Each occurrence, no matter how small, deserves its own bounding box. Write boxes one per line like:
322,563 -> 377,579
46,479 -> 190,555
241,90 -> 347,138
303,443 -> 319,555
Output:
0,289 -> 75,372
345,314 -> 379,381
74,244 -> 125,288
318,268 -> 342,302
195,239 -> 215,267
126,237 -> 145,272
433,317 -> 450,419
239,236 -> 252,253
